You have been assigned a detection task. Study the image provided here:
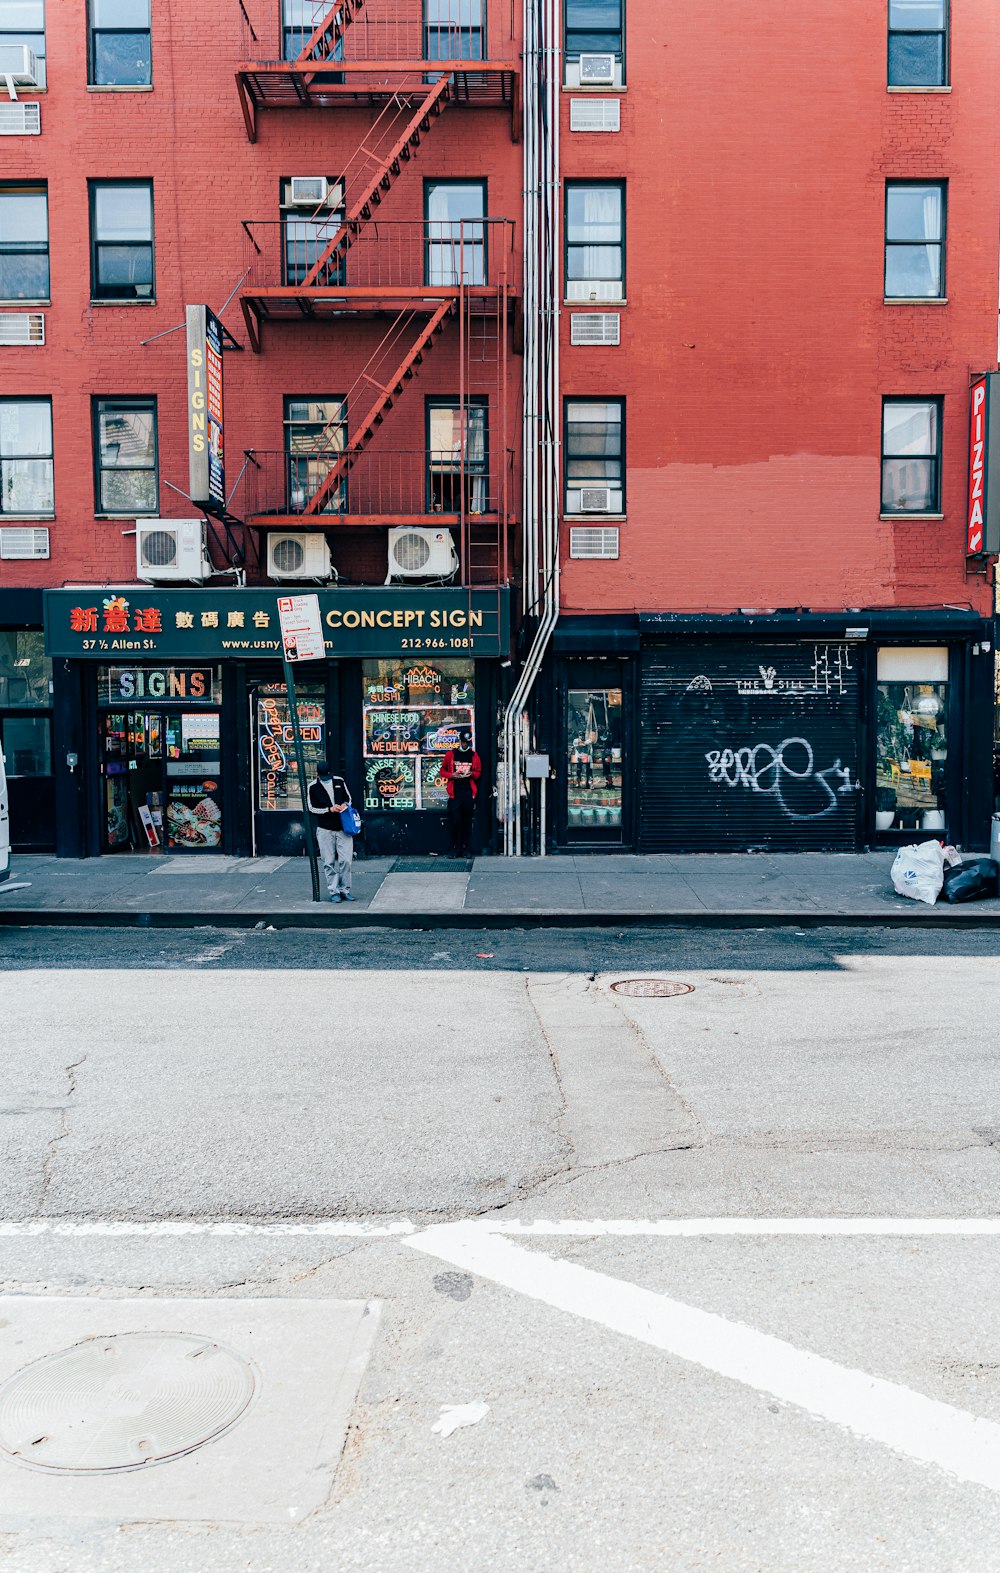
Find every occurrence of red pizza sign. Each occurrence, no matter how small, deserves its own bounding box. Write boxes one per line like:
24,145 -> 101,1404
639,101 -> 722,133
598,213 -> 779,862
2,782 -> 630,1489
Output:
967,374 -> 988,555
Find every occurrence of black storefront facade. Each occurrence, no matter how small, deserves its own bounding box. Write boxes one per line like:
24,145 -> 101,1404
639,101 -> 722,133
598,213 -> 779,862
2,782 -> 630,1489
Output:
540,609 -> 996,854
0,588 -> 55,853
44,586 -> 510,860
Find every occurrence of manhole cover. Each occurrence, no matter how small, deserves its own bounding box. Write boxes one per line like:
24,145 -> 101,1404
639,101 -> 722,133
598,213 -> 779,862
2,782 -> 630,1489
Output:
0,1332 -> 257,1474
610,979 -> 695,997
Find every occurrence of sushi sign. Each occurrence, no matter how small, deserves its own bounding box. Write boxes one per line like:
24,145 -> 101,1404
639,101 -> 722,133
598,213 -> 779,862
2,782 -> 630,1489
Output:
967,372 -> 1000,556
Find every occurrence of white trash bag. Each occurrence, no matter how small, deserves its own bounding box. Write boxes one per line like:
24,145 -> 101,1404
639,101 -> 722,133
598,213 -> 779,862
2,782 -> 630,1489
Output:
890,840 -> 947,905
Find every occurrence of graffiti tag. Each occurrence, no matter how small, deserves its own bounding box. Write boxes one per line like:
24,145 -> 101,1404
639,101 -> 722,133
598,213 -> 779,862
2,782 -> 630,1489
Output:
705,736 -> 859,821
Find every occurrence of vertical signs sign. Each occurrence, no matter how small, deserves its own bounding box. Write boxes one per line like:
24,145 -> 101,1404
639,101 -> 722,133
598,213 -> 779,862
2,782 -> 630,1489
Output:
967,372 -> 1000,556
186,305 -> 225,515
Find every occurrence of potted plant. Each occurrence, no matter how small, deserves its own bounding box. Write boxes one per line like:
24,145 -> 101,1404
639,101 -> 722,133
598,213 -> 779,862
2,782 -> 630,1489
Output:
875,785 -> 896,832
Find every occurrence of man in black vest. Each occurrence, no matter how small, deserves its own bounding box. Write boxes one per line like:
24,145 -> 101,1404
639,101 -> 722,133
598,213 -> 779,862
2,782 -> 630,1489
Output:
307,759 -> 355,901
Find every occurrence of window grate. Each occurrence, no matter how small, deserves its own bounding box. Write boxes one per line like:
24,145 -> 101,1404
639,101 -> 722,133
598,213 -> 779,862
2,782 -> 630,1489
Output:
570,312 -> 620,345
569,526 -> 619,559
570,98 -> 620,132
0,101 -> 40,134
0,312 -> 44,345
0,526 -> 49,559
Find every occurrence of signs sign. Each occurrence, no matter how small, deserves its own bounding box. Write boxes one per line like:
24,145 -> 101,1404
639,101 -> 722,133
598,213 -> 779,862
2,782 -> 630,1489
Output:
45,588 -> 511,661
101,665 -> 219,703
967,373 -> 1000,557
277,594 -> 325,663
186,305 -> 225,514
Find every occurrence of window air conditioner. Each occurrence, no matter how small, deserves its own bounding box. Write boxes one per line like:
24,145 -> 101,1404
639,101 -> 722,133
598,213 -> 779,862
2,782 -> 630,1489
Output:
0,46 -> 40,93
136,520 -> 211,582
578,53 -> 615,85
290,176 -> 329,207
579,487 -> 613,513
386,527 -> 459,583
267,531 -> 333,580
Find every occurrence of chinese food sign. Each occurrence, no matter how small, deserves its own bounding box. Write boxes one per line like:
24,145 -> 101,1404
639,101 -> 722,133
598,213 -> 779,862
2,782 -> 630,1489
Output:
362,659 -> 475,812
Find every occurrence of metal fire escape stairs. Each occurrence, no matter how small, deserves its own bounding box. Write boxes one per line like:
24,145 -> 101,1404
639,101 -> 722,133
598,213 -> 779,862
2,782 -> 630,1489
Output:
301,296 -> 458,515
299,73 -> 452,288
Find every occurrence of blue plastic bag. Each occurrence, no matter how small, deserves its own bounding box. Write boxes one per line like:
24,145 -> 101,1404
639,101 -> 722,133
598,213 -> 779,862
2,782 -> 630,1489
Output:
340,805 -> 362,836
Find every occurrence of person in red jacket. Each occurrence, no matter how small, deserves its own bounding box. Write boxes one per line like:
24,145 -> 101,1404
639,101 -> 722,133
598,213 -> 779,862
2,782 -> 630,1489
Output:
439,730 -> 482,857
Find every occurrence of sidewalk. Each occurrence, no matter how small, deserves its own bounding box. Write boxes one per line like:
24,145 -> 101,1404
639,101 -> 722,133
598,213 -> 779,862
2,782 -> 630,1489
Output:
2,850 -> 999,927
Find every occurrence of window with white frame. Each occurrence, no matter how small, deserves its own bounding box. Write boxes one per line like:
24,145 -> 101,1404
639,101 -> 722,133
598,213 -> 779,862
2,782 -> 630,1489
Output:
0,398 -> 53,516
0,183 -> 48,301
0,0 -> 46,88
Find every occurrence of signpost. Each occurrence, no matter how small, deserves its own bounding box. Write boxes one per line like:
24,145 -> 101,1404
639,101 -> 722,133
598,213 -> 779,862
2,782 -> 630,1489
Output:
277,595 -> 325,903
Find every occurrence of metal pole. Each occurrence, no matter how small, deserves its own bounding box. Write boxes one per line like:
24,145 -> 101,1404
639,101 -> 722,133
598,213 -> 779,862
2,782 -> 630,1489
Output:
540,774 -> 546,857
283,657 -> 323,902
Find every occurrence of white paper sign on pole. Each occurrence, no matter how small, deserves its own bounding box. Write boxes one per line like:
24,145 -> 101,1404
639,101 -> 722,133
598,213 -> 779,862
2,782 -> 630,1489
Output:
277,594 -> 325,663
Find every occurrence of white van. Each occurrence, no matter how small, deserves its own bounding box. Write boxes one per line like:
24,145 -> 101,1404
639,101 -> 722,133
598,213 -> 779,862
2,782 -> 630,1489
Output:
0,743 -> 9,883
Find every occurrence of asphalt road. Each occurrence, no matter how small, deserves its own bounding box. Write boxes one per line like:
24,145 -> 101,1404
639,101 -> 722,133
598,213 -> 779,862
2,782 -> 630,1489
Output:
1,924 -> 999,1572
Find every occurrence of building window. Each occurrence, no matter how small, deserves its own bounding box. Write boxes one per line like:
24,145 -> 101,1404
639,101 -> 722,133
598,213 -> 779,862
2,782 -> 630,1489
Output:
427,399 -> 488,513
0,0 -> 46,88
565,0 -> 623,59
282,0 -> 336,59
93,397 -> 158,514
280,176 -> 344,286
888,0 -> 948,88
88,0 -> 151,86
425,180 -> 486,286
362,659 -> 475,814
424,0 -> 484,60
884,181 -> 945,299
89,180 -> 154,301
0,398 -> 53,515
284,397 -> 347,514
0,184 -> 48,302
565,398 -> 624,514
881,397 -> 941,514
565,182 -> 624,301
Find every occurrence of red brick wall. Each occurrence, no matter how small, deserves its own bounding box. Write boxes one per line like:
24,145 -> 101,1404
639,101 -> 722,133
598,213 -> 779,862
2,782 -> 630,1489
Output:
0,0 -> 521,590
559,0 -> 1000,616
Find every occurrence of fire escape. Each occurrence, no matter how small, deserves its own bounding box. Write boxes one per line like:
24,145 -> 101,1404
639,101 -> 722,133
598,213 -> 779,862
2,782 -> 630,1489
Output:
235,0 -> 520,588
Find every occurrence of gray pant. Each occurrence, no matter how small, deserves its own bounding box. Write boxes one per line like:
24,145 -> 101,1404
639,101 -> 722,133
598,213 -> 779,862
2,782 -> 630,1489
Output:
316,828 -> 353,896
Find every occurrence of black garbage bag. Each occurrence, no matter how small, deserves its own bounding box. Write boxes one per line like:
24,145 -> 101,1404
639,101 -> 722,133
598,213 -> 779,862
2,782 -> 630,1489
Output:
941,858 -> 999,903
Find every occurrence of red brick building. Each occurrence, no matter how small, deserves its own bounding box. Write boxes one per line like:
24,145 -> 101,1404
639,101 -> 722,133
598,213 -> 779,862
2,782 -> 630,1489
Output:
1,0 -> 998,859
520,0 -> 1000,852
0,0 -> 520,857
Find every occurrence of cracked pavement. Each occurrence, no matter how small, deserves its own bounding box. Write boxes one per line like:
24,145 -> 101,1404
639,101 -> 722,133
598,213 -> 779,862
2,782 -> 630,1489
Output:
1,924 -> 1000,1571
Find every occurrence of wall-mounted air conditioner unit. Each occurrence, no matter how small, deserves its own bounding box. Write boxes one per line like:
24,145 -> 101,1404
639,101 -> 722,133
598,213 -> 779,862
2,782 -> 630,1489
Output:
386,527 -> 459,583
0,46 -> 40,94
578,53 -> 615,85
136,520 -> 210,582
579,487 -> 613,513
290,176 -> 329,207
267,531 -> 333,580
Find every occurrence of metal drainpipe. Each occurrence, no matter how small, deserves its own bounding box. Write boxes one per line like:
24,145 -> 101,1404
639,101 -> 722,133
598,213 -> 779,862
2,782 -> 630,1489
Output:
503,0 -> 559,855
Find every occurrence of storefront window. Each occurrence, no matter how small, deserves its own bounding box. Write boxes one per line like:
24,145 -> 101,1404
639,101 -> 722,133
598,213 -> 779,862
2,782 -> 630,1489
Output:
98,678 -> 224,853
362,659 -> 474,811
255,682 -> 326,813
2,714 -> 50,775
0,634 -> 51,712
875,647 -> 949,831
567,684 -> 622,829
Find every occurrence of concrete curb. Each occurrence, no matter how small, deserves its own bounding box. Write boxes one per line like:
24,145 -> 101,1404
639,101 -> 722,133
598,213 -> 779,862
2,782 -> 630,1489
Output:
1,906 -> 1000,930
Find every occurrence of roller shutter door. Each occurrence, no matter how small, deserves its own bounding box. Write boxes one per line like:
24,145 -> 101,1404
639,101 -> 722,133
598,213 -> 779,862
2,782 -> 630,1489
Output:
639,640 -> 863,852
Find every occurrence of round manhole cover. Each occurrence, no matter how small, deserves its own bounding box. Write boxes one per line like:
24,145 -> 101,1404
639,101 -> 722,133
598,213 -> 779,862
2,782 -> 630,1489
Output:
610,979 -> 695,997
0,1332 -> 257,1474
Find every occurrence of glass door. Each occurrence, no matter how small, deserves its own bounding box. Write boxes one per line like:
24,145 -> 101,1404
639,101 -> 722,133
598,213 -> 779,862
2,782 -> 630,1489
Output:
101,710 -> 165,851
163,711 -> 224,852
874,646 -> 950,838
563,662 -> 626,844
251,681 -> 326,855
